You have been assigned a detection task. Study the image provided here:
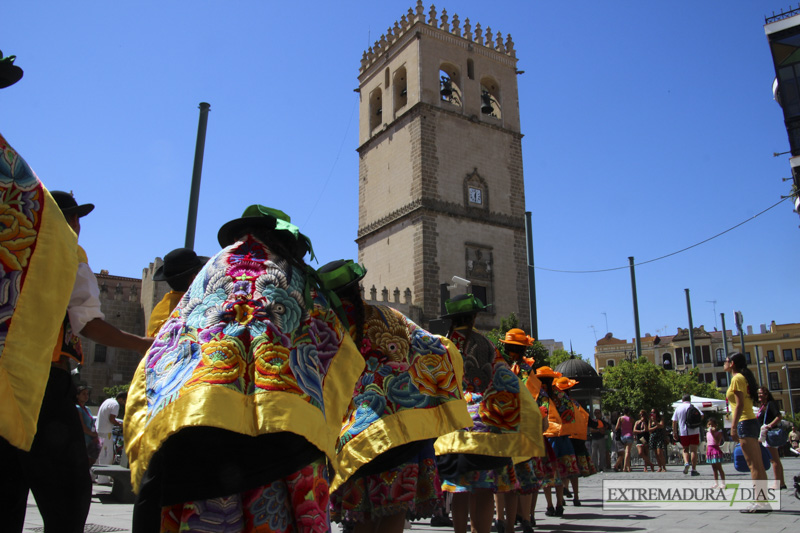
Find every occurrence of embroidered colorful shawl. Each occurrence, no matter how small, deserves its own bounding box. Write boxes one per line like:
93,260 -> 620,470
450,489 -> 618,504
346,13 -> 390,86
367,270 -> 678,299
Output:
124,236 -> 364,492
0,132 -> 77,451
331,303 -> 471,491
434,328 -> 543,459
535,386 -> 577,438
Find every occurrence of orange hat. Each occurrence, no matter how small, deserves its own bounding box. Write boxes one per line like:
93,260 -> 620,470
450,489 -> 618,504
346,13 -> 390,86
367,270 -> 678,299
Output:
554,376 -> 579,390
535,366 -> 562,379
501,328 -> 534,346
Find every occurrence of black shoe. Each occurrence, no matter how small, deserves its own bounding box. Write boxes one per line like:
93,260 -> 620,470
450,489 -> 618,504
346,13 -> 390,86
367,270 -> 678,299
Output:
545,506 -> 555,517
520,519 -> 534,533
430,515 -> 452,527
494,520 -> 505,533
573,496 -> 581,507
555,505 -> 564,517
563,488 -> 573,498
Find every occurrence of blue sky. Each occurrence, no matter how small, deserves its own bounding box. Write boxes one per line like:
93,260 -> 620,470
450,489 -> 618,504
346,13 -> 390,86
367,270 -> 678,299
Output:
4,1 -> 798,363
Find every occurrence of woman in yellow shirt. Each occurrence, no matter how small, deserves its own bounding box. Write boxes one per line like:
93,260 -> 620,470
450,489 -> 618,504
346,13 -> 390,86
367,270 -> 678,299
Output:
725,352 -> 769,513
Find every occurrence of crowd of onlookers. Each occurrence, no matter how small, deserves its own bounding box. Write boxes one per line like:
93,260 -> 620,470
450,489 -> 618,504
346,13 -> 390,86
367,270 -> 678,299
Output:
584,405 -> 799,475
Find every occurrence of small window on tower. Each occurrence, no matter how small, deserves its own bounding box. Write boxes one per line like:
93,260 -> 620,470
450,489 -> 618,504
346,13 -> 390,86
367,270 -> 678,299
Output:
393,66 -> 408,115
369,87 -> 383,132
94,344 -> 107,363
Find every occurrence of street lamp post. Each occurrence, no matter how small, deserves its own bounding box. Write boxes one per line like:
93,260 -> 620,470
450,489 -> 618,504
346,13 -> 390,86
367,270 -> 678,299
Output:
784,365 -> 795,418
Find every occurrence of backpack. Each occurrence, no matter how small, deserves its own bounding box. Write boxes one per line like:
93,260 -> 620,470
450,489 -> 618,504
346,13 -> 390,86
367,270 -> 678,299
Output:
686,404 -> 703,429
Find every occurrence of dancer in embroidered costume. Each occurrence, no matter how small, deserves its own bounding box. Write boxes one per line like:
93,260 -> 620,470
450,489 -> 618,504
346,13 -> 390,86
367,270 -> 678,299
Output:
318,260 -> 471,533
147,248 -> 209,336
1,56 -> 154,530
434,295 -> 543,533
493,329 -> 541,533
125,206 -> 364,533
528,366 -> 580,518
554,376 -> 595,507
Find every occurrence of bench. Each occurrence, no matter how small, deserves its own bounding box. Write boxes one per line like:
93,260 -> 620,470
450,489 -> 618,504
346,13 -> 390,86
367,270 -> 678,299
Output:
91,465 -> 135,503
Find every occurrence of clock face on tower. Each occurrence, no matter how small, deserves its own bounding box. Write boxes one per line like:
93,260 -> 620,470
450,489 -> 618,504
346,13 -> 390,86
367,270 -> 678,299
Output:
469,187 -> 482,205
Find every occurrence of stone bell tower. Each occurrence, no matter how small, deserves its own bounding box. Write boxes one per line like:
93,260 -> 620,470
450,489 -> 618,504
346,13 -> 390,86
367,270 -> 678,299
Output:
356,1 -> 529,330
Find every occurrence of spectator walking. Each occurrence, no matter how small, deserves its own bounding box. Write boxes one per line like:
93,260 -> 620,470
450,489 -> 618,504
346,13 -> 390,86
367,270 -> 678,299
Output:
757,386 -> 786,490
672,395 -> 701,476
95,391 -> 126,483
615,408 -> 634,472
589,409 -> 608,472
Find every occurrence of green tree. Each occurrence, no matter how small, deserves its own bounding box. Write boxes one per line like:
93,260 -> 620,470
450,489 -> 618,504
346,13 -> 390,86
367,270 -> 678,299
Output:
102,383 -> 130,401
601,358 -> 676,416
663,368 -> 723,401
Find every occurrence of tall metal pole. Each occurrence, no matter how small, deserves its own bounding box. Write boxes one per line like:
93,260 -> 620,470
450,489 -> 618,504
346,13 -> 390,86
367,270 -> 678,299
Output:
628,257 -> 642,359
685,289 -> 697,368
760,345 -> 770,389
525,212 -> 538,339
784,365 -> 795,418
754,346 -> 764,387
185,102 -> 211,250
720,313 -> 730,359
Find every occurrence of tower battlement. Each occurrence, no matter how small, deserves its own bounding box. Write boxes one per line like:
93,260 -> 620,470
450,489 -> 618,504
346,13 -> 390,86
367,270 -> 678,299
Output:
360,1 -> 516,75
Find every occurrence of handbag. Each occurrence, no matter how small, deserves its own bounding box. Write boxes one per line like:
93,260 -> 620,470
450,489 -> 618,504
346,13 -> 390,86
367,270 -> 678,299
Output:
732,443 -> 772,473
762,403 -> 788,448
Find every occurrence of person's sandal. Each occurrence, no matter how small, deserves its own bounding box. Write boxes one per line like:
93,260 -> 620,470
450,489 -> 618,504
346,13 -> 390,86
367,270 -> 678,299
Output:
573,496 -> 581,506
555,504 -> 564,517
739,502 -> 772,513
545,506 -> 555,517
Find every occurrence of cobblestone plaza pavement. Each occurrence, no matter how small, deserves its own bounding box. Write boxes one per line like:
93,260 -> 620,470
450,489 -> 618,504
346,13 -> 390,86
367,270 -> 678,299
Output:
22,457 -> 800,532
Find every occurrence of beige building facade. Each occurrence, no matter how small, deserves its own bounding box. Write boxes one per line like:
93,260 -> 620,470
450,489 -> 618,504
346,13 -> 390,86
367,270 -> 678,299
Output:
356,2 -> 529,330
594,322 -> 800,416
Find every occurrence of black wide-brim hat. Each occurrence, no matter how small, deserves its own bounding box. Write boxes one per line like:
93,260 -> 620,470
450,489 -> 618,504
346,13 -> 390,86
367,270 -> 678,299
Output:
440,293 -> 491,320
50,190 -> 94,218
217,204 -> 314,261
153,248 -> 210,282
0,53 -> 23,89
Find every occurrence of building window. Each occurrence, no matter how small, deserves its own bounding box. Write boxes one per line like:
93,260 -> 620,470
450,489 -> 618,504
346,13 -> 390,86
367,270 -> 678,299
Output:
703,372 -> 713,384
795,348 -> 800,361
790,368 -> 800,389
676,350 -> 684,366
745,352 -> 752,364
769,371 -> 780,390
777,399 -> 784,410
767,350 -> 775,363
715,348 -> 725,366
783,348 -> 793,361
701,345 -> 711,364
472,284 -> 488,308
607,359 -> 615,368
662,353 -> 673,369
369,87 -> 383,132
716,373 -> 728,388
393,66 -> 407,115
94,344 -> 107,363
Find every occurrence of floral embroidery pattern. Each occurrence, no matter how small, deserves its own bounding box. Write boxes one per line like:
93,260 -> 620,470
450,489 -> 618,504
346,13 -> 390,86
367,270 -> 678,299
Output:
0,134 -> 45,357
449,329 -> 522,435
336,304 -> 462,451
144,237 -> 338,421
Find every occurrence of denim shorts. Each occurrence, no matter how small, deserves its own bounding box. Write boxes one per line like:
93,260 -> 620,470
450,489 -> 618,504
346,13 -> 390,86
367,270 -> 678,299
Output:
620,436 -> 635,445
737,418 -> 760,439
